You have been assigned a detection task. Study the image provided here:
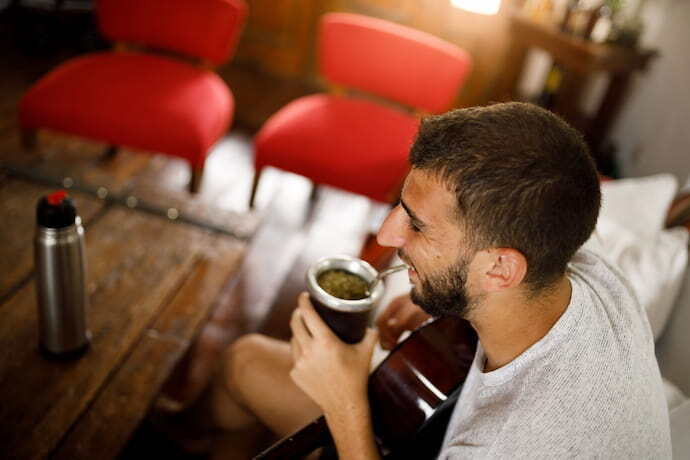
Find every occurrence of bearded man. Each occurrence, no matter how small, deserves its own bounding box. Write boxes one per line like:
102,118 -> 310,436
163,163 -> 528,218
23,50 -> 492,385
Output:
209,102 -> 671,459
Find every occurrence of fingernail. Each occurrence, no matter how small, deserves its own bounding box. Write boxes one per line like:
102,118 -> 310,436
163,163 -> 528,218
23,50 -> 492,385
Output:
387,318 -> 397,326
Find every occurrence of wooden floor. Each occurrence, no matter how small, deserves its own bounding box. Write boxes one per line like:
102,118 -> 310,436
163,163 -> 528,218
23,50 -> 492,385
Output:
0,22 -> 394,458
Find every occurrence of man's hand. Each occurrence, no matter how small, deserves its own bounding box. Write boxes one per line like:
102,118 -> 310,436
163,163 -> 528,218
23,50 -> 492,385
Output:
289,292 -> 381,460
375,293 -> 431,350
289,292 -> 378,414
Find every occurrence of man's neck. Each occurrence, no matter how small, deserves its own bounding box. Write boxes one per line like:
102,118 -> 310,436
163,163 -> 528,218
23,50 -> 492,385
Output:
470,276 -> 572,372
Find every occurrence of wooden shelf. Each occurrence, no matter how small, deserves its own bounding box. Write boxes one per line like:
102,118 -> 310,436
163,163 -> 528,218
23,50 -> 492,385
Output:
497,12 -> 657,168
510,14 -> 655,75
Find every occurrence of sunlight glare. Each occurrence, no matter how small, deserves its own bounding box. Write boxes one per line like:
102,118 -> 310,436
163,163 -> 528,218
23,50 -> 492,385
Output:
451,0 -> 501,15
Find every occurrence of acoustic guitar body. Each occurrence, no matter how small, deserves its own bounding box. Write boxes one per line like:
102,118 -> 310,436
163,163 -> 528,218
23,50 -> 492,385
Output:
370,315 -> 477,458
254,316 -> 478,459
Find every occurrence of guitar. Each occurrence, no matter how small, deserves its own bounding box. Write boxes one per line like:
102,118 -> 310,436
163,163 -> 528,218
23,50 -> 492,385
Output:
254,316 -> 478,459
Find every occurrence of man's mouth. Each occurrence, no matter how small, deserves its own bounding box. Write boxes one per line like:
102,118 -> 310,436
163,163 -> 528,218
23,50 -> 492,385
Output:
397,251 -> 418,279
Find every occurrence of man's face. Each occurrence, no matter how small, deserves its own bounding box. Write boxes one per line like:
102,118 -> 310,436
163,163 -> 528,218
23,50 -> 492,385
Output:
377,169 -> 481,318
407,247 -> 474,318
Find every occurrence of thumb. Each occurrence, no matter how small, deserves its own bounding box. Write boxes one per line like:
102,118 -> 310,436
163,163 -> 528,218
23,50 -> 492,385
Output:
362,327 -> 379,349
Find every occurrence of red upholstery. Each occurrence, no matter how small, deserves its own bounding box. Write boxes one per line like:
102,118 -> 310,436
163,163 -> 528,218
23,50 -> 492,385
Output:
253,13 -> 471,205
98,0 -> 247,66
319,13 -> 471,114
19,0 -> 247,191
20,52 -> 232,167
256,94 -> 419,203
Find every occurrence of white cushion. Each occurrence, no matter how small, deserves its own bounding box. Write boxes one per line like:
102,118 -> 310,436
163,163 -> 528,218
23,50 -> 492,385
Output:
583,174 -> 689,340
597,174 -> 678,239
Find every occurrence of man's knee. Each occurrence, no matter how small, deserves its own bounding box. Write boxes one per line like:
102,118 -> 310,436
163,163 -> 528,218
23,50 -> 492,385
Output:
221,333 -> 277,395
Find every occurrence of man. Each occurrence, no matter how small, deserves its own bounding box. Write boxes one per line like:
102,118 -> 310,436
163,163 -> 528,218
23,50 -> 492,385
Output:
210,102 -> 671,458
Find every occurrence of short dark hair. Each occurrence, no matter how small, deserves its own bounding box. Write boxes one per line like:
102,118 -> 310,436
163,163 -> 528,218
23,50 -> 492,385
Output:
409,102 -> 601,292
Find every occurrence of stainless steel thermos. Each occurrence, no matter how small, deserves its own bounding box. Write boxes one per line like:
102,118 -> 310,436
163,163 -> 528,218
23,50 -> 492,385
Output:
34,190 -> 90,357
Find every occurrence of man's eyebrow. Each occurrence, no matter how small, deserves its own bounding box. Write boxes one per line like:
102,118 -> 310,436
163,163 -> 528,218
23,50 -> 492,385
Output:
400,199 -> 426,229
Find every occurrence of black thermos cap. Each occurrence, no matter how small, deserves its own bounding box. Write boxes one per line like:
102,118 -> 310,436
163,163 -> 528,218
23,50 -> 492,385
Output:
37,190 -> 77,229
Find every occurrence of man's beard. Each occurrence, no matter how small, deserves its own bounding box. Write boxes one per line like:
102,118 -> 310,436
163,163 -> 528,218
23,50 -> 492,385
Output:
406,253 -> 476,318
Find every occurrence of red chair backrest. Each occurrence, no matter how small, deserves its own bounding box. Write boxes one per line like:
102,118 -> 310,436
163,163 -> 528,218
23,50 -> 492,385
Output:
319,13 -> 471,114
97,0 -> 247,66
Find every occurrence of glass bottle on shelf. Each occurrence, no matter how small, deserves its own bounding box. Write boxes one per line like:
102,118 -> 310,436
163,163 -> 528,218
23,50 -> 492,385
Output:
535,64 -> 563,109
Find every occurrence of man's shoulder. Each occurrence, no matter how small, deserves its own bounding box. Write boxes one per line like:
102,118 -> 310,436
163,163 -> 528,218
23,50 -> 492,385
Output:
567,247 -> 652,341
464,345 -> 672,459
567,247 -> 627,288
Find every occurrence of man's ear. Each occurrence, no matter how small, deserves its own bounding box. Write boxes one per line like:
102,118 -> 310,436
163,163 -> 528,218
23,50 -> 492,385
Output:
481,248 -> 527,292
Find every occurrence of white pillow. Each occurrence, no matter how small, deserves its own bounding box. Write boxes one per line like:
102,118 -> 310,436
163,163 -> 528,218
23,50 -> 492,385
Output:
597,174 -> 679,239
583,174 -> 689,340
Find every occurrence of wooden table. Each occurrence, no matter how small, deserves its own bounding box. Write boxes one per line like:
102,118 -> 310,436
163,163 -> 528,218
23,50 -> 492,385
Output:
0,175 -> 250,458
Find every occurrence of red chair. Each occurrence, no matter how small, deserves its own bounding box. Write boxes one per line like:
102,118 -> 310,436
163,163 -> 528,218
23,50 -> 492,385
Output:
250,13 -> 471,207
19,0 -> 247,193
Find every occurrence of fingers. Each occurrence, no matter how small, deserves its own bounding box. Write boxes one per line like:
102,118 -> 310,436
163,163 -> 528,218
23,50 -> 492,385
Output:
290,336 -> 301,362
378,317 -> 396,350
379,330 -> 399,350
376,295 -> 408,350
378,297 -> 410,349
296,292 -> 334,341
375,294 -> 406,330
352,328 -> 379,364
376,293 -> 430,350
290,305 -> 312,350
361,327 -> 379,350
411,310 -> 431,328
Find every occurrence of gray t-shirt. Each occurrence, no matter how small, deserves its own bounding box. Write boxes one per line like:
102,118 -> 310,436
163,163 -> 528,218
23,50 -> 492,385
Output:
438,249 -> 672,459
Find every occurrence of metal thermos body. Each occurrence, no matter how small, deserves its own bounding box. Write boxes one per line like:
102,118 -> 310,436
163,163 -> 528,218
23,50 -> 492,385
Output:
34,191 -> 90,357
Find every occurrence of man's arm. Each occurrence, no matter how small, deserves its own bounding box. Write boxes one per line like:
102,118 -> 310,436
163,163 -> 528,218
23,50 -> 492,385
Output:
289,292 -> 380,460
322,391 -> 379,459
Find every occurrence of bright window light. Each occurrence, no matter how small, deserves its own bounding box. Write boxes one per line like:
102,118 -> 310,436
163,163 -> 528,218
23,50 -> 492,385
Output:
451,0 -> 501,15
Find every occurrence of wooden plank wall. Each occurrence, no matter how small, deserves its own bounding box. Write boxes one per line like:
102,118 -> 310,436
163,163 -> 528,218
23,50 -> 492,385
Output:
228,0 -> 520,110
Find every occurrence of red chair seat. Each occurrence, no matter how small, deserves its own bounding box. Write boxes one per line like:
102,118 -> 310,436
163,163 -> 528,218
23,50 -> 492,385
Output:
19,52 -> 233,167
255,94 -> 419,203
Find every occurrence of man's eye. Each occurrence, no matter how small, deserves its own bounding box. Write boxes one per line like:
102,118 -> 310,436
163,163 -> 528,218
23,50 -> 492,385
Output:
407,220 -> 421,233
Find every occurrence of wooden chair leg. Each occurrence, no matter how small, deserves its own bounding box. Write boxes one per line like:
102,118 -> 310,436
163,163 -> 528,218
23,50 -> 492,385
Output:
21,128 -> 37,152
309,182 -> 319,204
248,167 -> 262,209
189,163 -> 204,194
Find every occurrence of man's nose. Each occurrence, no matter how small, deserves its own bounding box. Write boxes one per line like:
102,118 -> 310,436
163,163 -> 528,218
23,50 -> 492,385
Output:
376,206 -> 406,248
